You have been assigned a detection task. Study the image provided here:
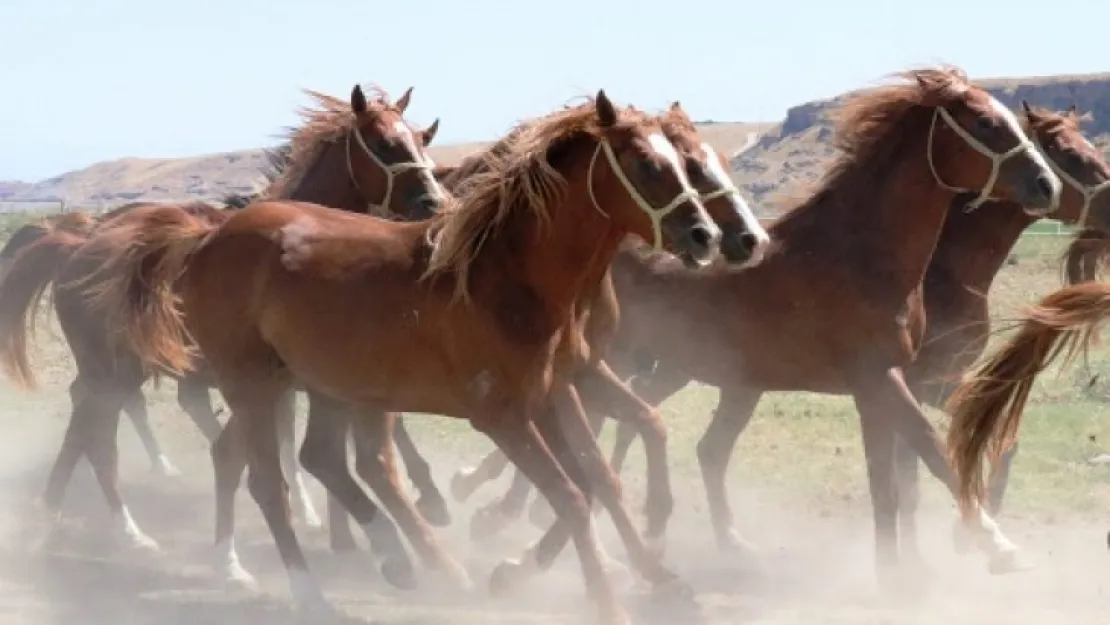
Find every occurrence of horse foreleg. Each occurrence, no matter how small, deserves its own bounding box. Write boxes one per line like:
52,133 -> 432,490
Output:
350,410 -> 472,590
393,415 -> 452,526
478,412 -> 629,625
450,445 -> 512,502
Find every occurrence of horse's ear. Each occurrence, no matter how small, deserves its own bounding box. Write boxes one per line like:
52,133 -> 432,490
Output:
351,85 -> 368,114
596,89 -> 617,128
670,100 -> 682,112
1021,99 -> 1034,118
396,86 -> 414,113
423,118 -> 440,146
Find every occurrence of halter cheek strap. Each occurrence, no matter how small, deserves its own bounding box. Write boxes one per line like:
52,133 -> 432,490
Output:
585,140 -> 701,252
1031,134 -> 1110,227
927,106 -> 1035,212
346,127 -> 435,218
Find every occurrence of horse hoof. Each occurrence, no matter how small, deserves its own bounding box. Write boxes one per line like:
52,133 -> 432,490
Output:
645,532 -> 667,560
651,576 -> 695,604
380,556 -> 418,590
152,458 -> 183,478
488,560 -> 525,598
329,534 -> 359,554
988,549 -> 1033,575
450,469 -> 477,502
951,520 -> 975,555
416,494 -> 453,528
527,499 -> 557,529
225,564 -> 260,592
469,506 -> 513,542
123,531 -> 162,554
426,560 -> 475,594
722,528 -> 760,561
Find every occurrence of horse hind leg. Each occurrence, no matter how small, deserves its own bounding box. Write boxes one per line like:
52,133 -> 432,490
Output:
298,394 -> 417,591
226,371 -> 335,615
209,412 -> 256,589
275,389 -> 323,530
393,415 -> 452,527
83,376 -> 160,553
121,386 -> 181,478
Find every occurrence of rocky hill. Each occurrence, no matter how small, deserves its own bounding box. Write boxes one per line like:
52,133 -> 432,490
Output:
732,72 -> 1110,215
6,70 -> 1110,216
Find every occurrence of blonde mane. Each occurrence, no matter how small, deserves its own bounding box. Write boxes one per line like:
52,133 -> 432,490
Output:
262,84 -> 400,200
420,98 -> 656,303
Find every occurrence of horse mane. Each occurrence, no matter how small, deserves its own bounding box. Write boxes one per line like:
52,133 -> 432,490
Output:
421,97 -> 656,303
772,66 -> 977,224
262,84 -> 407,200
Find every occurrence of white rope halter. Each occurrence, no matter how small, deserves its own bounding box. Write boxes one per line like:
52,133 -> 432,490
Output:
1031,133 -> 1110,227
585,139 -> 702,252
926,106 -> 1036,212
345,126 -> 435,218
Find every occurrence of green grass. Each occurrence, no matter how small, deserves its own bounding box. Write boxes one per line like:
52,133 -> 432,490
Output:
3,217 -> 1108,524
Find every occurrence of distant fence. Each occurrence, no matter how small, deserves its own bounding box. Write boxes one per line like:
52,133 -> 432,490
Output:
0,199 -> 108,215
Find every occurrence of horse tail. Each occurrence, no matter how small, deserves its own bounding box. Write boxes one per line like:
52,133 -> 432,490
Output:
945,281 -> 1110,519
1061,228 -> 1110,286
0,229 -> 91,389
81,205 -> 222,377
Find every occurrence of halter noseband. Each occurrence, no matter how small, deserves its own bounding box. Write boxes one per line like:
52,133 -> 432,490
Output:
345,126 -> 436,218
586,139 -> 702,252
927,106 -> 1036,212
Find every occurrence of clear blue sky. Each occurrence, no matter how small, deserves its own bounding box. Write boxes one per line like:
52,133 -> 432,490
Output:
2,0 -> 1105,181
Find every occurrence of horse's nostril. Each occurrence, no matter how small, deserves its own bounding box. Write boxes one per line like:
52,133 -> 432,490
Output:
739,232 -> 758,252
1035,175 -> 1054,200
690,225 -> 713,249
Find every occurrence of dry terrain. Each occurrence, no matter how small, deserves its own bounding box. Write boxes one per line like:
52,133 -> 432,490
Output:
1,68 -> 1110,625
0,217 -> 1105,625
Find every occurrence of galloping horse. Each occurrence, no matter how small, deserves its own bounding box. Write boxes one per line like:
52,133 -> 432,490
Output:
452,67 -> 1063,584
321,101 -> 772,558
0,84 -> 445,551
83,91 -> 724,625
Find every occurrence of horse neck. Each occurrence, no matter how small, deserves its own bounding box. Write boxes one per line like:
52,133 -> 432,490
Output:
283,141 -> 371,215
782,137 -> 963,296
473,158 -> 623,327
929,200 -> 1037,290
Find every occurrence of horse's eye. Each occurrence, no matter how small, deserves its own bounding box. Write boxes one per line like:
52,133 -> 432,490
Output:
975,115 -> 996,132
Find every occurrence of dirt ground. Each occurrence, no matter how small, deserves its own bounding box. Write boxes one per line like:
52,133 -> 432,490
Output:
0,387 -> 1105,625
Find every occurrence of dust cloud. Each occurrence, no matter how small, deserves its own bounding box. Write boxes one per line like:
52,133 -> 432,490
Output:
0,388 -> 1103,625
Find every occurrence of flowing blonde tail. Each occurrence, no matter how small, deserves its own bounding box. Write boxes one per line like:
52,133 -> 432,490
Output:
945,281 -> 1110,518
80,205 -> 225,376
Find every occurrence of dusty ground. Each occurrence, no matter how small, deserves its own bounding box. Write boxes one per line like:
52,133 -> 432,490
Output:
0,381 -> 1104,625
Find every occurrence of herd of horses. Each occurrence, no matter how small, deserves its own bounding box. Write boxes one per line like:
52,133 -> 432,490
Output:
0,64 -> 1107,624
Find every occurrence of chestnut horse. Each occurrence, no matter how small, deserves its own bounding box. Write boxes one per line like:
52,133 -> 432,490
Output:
451,67 -> 1063,585
448,103 -> 1110,557
321,101 -> 772,558
0,84 -> 446,551
945,279 -> 1110,520
84,92 -> 723,624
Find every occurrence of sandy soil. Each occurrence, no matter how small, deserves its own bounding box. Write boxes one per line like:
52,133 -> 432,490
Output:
0,395 -> 1104,625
